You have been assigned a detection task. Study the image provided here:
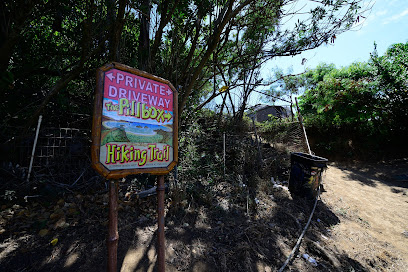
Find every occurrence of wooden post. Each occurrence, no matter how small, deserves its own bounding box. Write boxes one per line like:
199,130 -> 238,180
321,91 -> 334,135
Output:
156,175 -> 166,272
295,97 -> 311,154
252,118 -> 263,166
223,133 -> 226,176
108,180 -> 119,272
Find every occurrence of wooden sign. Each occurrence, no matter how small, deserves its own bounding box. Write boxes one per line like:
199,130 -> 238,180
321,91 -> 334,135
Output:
91,62 -> 178,178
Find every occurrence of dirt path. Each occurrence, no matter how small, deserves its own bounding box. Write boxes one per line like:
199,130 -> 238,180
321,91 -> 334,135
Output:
320,162 -> 408,271
1,160 -> 407,271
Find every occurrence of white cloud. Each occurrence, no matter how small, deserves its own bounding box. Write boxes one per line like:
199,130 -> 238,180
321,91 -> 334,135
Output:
376,10 -> 388,17
383,8 -> 408,24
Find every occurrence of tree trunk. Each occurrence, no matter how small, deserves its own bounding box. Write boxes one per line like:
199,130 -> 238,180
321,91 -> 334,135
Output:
138,0 -> 151,71
109,0 -> 127,62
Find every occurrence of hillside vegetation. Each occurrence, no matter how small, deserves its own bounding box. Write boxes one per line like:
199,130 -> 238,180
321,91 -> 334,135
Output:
268,42 -> 408,160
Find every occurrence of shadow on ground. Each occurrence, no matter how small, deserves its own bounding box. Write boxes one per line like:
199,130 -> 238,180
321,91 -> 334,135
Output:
333,159 -> 408,189
0,179 -> 371,272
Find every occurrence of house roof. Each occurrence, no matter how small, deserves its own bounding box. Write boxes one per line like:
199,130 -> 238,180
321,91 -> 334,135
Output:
247,104 -> 271,112
247,104 -> 286,112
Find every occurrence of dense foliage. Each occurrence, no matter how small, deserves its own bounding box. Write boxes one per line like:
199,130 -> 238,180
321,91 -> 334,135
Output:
299,42 -> 408,133
370,42 -> 408,133
299,62 -> 378,132
271,41 -> 408,158
0,0 -> 369,138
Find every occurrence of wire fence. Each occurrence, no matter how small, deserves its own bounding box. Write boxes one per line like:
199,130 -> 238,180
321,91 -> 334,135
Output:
29,127 -> 95,185
10,116 -> 103,189
4,115 -> 308,191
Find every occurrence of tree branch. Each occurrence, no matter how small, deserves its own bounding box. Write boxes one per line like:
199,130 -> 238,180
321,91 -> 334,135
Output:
151,0 -> 179,59
179,0 -> 254,113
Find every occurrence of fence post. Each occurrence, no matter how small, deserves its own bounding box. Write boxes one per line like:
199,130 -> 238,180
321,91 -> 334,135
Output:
223,133 -> 226,176
27,115 -> 43,182
251,118 -> 263,166
295,97 -> 311,154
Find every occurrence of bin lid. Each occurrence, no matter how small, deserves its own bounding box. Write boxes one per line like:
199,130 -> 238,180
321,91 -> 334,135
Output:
291,152 -> 328,168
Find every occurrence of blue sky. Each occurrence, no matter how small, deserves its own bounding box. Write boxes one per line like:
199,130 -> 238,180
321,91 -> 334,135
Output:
251,0 -> 408,106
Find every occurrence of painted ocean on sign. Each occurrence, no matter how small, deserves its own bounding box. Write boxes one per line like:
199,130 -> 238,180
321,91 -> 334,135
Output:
101,118 -> 172,145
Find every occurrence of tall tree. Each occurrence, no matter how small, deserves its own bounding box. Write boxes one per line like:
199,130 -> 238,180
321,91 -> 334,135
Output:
0,0 -> 372,135
370,42 -> 408,132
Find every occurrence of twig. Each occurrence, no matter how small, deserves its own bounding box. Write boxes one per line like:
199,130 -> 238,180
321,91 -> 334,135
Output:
277,187 -> 321,272
304,237 -> 341,270
70,166 -> 89,187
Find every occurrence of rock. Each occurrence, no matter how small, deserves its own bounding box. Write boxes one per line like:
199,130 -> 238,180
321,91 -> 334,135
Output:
68,208 -> 78,215
54,217 -> 66,229
17,210 -> 26,217
39,229 -> 49,237
50,212 -> 63,220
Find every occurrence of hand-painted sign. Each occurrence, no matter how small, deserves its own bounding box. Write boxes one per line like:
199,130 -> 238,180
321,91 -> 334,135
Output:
91,62 -> 178,178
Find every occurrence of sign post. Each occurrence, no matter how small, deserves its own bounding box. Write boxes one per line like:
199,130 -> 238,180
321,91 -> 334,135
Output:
91,62 -> 178,272
107,180 -> 118,272
157,175 -> 166,271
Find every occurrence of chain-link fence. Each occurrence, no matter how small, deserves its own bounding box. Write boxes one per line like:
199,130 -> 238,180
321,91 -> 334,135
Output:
4,115 -> 103,190
25,127 -> 96,186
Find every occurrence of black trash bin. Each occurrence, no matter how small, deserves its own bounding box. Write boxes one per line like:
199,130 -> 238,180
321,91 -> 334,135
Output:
288,152 -> 328,199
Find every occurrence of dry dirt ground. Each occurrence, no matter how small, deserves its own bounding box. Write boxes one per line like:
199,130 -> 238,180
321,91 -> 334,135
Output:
1,160 -> 407,271
319,161 -> 408,272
